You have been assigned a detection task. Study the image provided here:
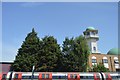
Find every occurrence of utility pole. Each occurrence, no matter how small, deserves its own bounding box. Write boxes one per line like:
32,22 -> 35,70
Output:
31,65 -> 35,80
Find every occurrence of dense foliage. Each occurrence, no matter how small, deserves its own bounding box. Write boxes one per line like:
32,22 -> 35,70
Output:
11,28 -> 90,72
62,36 -> 90,72
36,36 -> 63,72
11,29 -> 40,71
90,63 -> 109,72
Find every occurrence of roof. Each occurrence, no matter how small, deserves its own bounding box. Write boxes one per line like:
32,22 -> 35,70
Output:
0,61 -> 13,64
86,27 -> 95,31
107,48 -> 120,55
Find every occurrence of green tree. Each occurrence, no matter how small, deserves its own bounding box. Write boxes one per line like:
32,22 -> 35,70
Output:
36,36 -> 62,72
11,28 -> 40,71
11,28 -> 89,72
91,63 -> 109,72
73,35 -> 90,71
62,37 -> 75,71
62,35 -> 90,72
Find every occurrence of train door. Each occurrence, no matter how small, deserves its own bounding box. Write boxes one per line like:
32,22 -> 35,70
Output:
0,73 -> 2,80
68,73 -> 80,80
94,73 -> 101,80
0,73 -> 7,80
13,73 -> 22,80
39,73 -> 52,80
105,73 -> 112,80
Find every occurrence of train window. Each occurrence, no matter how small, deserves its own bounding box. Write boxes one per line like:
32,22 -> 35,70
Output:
52,76 -> 59,79
22,76 -> 31,79
70,74 -> 77,79
80,76 -> 94,79
14,74 -> 18,79
118,76 -> 120,78
70,74 -> 73,78
52,75 -> 67,79
46,74 -> 49,79
96,74 -> 100,79
88,76 -> 94,79
2,74 -> 7,79
33,76 -> 39,79
73,74 -> 77,79
22,76 -> 38,79
60,76 -> 67,79
105,74 -> 109,78
42,74 -> 45,78
41,74 -> 50,79
111,76 -> 119,79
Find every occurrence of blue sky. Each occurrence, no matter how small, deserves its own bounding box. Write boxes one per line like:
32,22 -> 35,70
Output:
2,2 -> 118,62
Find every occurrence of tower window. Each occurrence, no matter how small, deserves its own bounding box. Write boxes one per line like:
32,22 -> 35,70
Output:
86,32 -> 90,35
93,47 -> 96,51
91,32 -> 96,35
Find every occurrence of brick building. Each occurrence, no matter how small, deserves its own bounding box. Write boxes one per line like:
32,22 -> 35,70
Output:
0,62 -> 13,72
83,27 -> 120,72
88,52 -> 120,72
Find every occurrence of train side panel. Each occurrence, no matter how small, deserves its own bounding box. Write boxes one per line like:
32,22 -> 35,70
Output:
0,73 -> 2,80
39,72 -> 52,80
68,73 -> 80,80
13,72 -> 22,80
80,73 -> 95,80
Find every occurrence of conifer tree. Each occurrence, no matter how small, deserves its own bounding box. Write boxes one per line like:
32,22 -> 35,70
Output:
62,35 -> 90,72
36,36 -> 62,72
11,28 -> 40,71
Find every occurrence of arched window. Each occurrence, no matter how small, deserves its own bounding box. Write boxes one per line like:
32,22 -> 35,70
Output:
114,57 -> 119,64
102,57 -> 108,63
92,56 -> 97,63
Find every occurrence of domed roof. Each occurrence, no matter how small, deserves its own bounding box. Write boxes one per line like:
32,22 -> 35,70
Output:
86,27 -> 95,30
107,48 -> 120,55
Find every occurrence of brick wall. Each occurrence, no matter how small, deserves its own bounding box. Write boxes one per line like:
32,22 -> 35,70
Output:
88,53 -> 120,72
0,62 -> 13,72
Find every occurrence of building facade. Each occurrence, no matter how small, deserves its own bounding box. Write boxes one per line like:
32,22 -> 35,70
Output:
84,27 -> 120,72
0,62 -> 13,73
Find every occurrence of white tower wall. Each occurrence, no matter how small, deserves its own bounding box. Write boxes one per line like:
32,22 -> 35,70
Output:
83,27 -> 100,54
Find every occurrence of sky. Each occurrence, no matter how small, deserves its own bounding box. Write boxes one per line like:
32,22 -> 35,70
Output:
1,2 -> 118,62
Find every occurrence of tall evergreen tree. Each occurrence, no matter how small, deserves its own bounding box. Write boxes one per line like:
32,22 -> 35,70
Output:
11,28 -> 89,72
73,35 -> 90,71
11,28 -> 40,71
36,36 -> 62,72
62,37 -> 75,71
62,35 -> 90,72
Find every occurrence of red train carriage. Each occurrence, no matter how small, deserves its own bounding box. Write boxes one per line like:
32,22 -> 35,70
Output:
68,73 -> 80,80
0,72 -> 8,80
39,72 -> 52,80
0,72 -> 119,80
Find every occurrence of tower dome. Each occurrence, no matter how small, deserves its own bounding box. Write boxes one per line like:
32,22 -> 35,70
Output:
86,27 -> 95,31
107,48 -> 120,55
